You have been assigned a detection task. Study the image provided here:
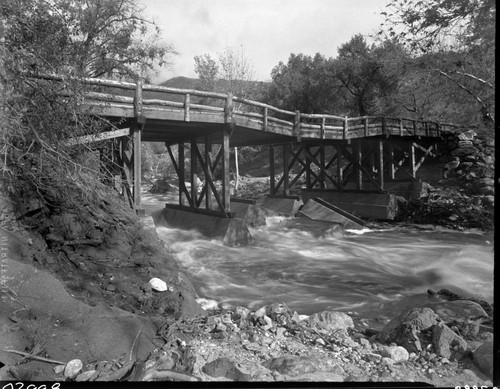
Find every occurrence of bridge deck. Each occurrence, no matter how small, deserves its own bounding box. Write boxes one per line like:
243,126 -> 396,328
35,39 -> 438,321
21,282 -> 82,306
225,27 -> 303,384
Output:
43,74 -> 460,147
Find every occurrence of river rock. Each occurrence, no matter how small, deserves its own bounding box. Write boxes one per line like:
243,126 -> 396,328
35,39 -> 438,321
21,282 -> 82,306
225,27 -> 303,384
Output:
196,298 -> 219,311
472,339 -> 493,378
75,370 -> 97,382
64,359 -> 83,379
458,130 -> 476,141
265,356 -> 317,376
380,345 -> 409,362
234,306 -> 250,320
202,357 -> 251,381
431,323 -> 468,360
149,277 -> 168,292
53,365 -> 65,374
308,311 -> 354,332
426,300 -> 489,323
378,308 -> 440,351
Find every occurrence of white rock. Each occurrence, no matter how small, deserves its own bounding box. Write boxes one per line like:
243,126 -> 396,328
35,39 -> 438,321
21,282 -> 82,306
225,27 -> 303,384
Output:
196,298 -> 219,310
235,306 -> 250,319
382,357 -> 395,366
254,306 -> 267,318
75,370 -> 96,382
53,365 -> 65,374
64,359 -> 83,379
149,277 -> 168,292
380,345 -> 410,362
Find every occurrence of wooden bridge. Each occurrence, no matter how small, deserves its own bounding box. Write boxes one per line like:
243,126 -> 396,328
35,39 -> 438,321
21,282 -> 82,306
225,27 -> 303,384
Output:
43,75 -> 461,219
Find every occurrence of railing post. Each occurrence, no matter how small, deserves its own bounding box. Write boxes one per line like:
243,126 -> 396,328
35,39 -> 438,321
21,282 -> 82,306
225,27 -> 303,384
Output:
294,110 -> 301,141
320,117 -> 326,139
225,93 -> 233,124
399,118 -> 403,136
364,117 -> 369,137
263,107 -> 268,131
134,79 -> 142,115
382,117 -> 387,137
413,120 -> 417,136
184,93 -> 190,122
343,116 -> 348,140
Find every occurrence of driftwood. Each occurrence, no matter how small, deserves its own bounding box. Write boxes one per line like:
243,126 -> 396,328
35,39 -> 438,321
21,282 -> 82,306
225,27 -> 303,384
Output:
4,348 -> 65,365
142,369 -> 201,382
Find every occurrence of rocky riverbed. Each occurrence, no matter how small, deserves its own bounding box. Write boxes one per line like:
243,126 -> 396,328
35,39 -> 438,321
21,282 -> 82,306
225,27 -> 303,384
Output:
0,217 -> 494,385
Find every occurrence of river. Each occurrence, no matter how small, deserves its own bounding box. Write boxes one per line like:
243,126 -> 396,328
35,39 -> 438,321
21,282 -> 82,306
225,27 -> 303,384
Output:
143,192 -> 494,327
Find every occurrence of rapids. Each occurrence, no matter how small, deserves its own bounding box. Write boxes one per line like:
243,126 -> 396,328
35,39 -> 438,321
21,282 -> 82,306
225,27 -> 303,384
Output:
144,192 -> 494,326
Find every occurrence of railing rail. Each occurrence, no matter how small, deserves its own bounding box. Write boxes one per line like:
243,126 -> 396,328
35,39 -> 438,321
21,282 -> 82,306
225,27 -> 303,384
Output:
31,73 -> 463,139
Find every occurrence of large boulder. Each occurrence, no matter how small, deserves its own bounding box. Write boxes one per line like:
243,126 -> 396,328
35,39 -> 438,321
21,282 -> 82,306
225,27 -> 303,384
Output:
202,357 -> 251,381
264,356 -> 318,377
472,339 -> 493,379
426,300 -> 489,323
432,323 -> 468,360
308,311 -> 354,332
378,308 -> 440,352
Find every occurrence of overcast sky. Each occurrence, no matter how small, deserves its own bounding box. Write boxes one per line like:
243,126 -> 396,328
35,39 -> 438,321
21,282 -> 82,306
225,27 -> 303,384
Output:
139,0 -> 389,83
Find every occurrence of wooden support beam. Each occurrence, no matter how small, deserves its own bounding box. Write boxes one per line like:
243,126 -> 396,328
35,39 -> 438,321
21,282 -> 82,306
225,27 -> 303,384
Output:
190,139 -> 198,208
388,143 -> 396,180
167,144 -> 191,206
222,128 -> 231,213
120,136 -> 134,209
376,139 -> 384,190
415,144 -> 436,171
133,122 -> 142,211
269,145 -> 276,195
283,144 -> 290,195
353,141 -> 362,190
336,143 -> 343,190
319,145 -> 326,189
409,142 -> 416,178
205,135 -> 213,210
302,146 -> 341,190
305,145 -> 312,189
193,143 -> 227,216
63,127 -> 131,146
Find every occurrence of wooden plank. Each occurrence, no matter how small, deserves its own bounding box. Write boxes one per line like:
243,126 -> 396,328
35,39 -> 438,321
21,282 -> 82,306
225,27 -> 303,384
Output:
63,127 -> 131,146
184,93 -> 190,122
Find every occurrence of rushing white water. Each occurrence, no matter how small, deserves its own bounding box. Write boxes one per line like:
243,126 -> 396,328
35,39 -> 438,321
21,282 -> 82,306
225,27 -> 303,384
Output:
143,191 -> 493,324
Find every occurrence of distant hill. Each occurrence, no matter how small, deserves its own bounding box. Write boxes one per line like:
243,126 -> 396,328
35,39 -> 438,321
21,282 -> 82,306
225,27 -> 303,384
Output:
144,76 -> 270,104
159,76 -> 200,90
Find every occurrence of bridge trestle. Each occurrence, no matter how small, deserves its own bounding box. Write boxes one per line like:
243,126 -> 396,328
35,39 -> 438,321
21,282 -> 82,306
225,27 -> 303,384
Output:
166,127 -> 232,217
269,137 -> 439,197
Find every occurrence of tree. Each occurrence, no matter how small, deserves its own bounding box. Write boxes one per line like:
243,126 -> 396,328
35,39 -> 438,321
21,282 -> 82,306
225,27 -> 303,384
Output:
380,0 -> 495,129
267,53 -> 340,114
0,0 -> 176,217
2,0 -> 176,80
193,46 -> 260,192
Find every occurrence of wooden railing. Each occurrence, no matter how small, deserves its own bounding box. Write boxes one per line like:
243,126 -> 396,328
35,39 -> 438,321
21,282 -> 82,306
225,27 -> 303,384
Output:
35,74 -> 462,140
